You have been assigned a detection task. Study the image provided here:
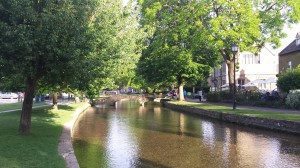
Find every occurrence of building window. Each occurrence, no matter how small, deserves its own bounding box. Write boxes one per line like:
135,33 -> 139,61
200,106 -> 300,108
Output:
296,39 -> 300,45
241,54 -> 260,64
238,79 -> 245,85
288,61 -> 292,70
255,54 -> 260,64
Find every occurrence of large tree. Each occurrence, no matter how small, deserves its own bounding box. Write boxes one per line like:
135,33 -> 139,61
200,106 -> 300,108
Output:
137,0 -> 219,100
0,0 -> 95,134
200,0 -> 300,93
106,0 -> 146,89
77,0 -> 146,99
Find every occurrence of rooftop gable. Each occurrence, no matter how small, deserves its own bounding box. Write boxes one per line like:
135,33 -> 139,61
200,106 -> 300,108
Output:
296,32 -> 300,39
279,33 -> 300,56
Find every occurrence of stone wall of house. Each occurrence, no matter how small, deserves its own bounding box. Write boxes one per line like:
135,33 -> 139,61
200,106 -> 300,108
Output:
165,103 -> 300,134
279,52 -> 300,72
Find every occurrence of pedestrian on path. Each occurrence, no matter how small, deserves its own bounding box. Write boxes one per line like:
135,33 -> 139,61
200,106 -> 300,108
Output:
198,90 -> 202,102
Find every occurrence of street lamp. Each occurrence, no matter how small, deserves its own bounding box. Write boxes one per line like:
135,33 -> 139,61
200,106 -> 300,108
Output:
231,43 -> 238,110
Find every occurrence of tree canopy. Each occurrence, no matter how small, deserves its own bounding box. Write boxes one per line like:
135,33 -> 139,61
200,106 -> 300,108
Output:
200,0 -> 300,93
0,0 -> 97,133
0,0 -> 145,133
137,0 -> 300,95
1,0 -> 300,133
137,0 -> 219,100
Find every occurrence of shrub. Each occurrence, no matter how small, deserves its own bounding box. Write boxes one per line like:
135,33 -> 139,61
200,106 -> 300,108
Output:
286,90 -> 300,109
277,65 -> 300,93
206,92 -> 222,102
246,91 -> 262,101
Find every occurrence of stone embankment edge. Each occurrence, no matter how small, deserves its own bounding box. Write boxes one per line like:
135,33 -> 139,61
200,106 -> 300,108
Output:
58,104 -> 91,168
165,102 -> 300,134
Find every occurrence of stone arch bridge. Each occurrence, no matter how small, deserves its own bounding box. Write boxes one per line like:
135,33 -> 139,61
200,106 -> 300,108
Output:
95,94 -> 156,106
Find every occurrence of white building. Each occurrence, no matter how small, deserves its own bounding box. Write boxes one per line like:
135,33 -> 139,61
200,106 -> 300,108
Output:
209,45 -> 278,91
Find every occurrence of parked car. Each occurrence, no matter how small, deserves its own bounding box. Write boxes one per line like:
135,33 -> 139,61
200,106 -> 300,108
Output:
0,92 -> 18,99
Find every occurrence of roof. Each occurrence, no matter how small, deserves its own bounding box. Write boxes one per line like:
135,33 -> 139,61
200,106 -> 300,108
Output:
279,32 -> 300,56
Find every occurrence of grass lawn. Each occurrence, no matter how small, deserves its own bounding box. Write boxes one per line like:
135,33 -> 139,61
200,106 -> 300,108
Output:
171,101 -> 300,121
0,102 -> 49,112
0,103 -> 89,168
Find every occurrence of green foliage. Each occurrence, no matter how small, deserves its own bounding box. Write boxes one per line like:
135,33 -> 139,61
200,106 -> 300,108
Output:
243,91 -> 262,102
200,0 -> 300,93
286,90 -> 300,109
207,90 -> 286,108
0,0 -> 96,91
138,0 -> 300,94
79,0 -> 145,94
206,92 -> 222,102
86,87 -> 98,106
137,0 -> 217,89
0,0 -> 145,100
277,65 -> 300,93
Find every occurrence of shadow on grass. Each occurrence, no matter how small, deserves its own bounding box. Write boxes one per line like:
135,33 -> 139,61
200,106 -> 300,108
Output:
0,103 -> 84,168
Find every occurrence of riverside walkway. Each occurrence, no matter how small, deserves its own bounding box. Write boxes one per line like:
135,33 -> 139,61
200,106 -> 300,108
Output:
185,97 -> 300,115
0,100 -> 73,114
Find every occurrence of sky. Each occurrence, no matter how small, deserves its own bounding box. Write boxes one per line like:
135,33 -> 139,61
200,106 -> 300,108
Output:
122,0 -> 129,6
275,23 -> 300,54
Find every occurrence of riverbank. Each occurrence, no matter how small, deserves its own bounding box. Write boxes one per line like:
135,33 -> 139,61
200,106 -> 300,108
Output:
165,101 -> 300,134
0,103 -> 89,168
58,103 -> 90,168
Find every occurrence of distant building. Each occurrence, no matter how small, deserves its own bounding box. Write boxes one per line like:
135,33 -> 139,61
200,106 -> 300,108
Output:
278,32 -> 300,72
208,45 -> 278,91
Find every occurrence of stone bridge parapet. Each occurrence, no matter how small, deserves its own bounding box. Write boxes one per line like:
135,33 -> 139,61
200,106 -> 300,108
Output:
95,94 -> 154,106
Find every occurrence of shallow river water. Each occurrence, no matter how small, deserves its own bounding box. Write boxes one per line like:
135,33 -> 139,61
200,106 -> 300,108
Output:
72,101 -> 300,168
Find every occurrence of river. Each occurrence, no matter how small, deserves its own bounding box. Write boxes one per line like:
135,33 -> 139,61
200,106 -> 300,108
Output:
72,100 -> 300,168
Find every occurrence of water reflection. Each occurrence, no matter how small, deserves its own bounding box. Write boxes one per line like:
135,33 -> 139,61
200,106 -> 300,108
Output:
73,101 -> 300,168
106,114 -> 138,168
202,121 -> 215,149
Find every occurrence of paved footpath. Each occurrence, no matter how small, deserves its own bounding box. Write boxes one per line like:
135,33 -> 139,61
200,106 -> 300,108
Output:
0,100 -> 74,114
185,98 -> 300,115
0,104 -> 51,114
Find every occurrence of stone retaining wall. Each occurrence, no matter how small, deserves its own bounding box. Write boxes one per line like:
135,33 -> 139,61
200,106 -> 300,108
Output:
165,102 -> 300,134
58,104 -> 91,168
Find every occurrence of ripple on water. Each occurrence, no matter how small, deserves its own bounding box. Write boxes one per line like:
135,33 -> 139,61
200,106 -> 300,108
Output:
73,101 -> 300,168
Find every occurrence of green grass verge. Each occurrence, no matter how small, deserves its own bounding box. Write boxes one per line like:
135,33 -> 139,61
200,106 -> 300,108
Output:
0,103 -> 89,168
170,101 -> 300,121
0,102 -> 49,112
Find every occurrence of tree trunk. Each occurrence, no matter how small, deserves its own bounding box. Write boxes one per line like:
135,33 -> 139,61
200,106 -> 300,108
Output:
152,88 -> 156,93
19,78 -> 36,134
227,60 -> 235,95
220,48 -> 236,95
53,92 -> 58,110
75,96 -> 80,103
178,84 -> 184,101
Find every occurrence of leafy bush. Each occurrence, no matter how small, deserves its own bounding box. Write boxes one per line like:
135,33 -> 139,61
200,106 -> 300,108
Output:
245,91 -> 262,101
286,90 -> 300,109
206,90 -> 287,108
277,65 -> 300,93
206,92 -> 222,102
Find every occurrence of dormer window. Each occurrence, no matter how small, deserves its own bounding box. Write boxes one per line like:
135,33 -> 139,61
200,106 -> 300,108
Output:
296,32 -> 300,45
296,39 -> 300,45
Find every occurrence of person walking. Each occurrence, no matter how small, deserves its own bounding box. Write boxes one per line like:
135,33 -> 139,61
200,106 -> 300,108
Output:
198,90 -> 202,102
